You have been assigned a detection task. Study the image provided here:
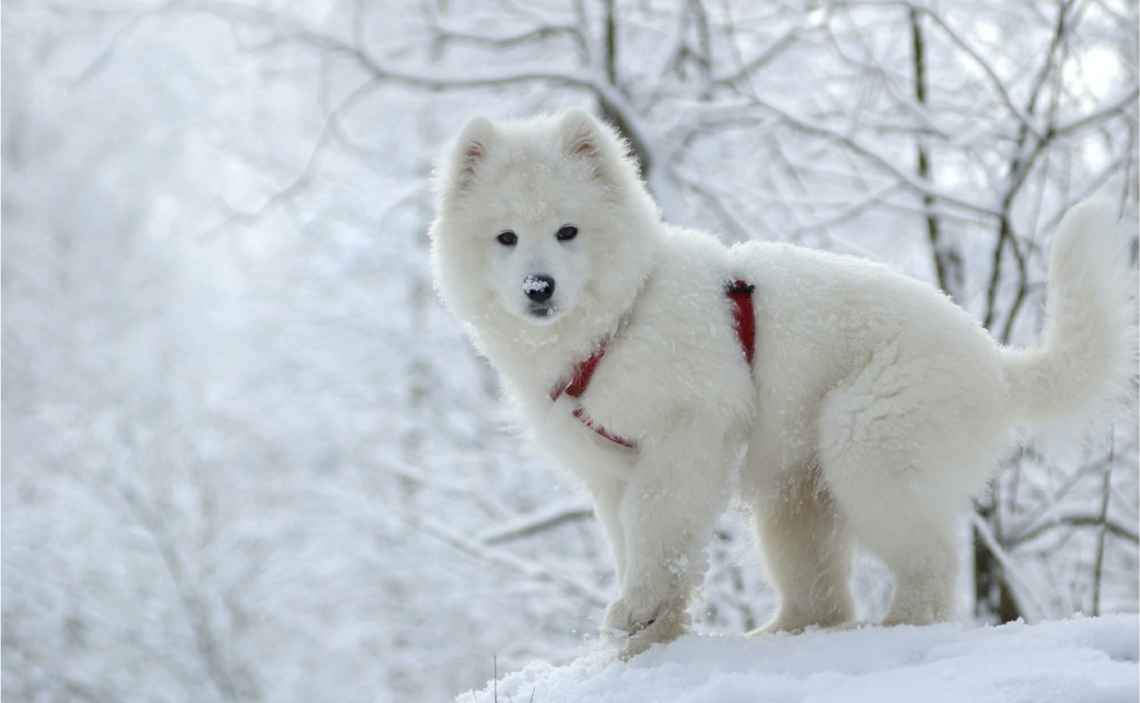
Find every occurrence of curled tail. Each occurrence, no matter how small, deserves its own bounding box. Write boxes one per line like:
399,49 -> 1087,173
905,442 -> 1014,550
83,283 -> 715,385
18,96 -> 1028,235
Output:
1002,200 -> 1136,426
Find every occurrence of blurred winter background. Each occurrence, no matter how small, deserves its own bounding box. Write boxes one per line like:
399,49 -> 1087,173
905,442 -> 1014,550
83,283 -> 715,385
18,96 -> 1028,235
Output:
2,0 -> 1137,700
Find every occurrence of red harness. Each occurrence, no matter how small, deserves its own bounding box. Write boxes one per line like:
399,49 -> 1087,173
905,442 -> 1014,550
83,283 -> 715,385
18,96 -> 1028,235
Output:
549,280 -> 756,449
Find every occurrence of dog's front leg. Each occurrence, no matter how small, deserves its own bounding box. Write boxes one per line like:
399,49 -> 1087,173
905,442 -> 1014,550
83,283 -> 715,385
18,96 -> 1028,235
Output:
604,424 -> 734,657
581,472 -> 628,585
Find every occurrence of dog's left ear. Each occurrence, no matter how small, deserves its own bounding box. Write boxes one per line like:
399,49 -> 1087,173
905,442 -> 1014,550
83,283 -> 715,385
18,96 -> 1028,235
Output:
559,109 -> 623,182
560,109 -> 604,158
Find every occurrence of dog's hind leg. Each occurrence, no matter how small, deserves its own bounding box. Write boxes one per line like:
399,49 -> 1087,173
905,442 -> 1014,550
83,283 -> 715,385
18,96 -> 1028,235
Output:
817,347 -> 967,626
829,469 -> 958,625
750,467 -> 854,634
873,515 -> 957,626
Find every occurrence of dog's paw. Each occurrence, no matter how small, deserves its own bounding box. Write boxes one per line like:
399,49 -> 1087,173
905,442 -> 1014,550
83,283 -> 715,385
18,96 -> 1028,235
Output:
748,607 -> 854,636
603,591 -> 688,659
603,591 -> 662,637
615,607 -> 688,660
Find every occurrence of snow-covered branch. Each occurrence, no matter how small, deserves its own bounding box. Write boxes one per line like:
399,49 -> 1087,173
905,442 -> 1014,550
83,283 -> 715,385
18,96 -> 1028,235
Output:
480,502 -> 595,545
405,511 -> 609,609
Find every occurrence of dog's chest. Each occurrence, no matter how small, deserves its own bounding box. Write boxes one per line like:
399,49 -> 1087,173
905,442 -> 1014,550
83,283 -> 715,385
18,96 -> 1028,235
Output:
555,317 -> 754,453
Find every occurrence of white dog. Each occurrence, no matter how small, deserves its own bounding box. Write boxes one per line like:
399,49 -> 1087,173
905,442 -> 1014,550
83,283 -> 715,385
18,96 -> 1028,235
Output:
428,110 -> 1134,656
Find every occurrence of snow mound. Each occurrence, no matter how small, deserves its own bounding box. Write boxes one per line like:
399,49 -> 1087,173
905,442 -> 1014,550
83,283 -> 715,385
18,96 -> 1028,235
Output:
462,616 -> 1138,703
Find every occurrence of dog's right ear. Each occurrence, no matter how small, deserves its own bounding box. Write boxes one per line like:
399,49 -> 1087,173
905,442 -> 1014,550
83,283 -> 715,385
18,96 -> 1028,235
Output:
448,116 -> 495,195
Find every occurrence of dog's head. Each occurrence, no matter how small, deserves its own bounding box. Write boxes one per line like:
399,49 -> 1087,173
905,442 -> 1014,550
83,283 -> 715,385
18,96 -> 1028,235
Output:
429,110 -> 658,335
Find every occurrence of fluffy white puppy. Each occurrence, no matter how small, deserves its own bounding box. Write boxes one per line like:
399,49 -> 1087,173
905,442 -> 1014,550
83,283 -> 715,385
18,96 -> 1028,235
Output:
428,109 -> 1134,657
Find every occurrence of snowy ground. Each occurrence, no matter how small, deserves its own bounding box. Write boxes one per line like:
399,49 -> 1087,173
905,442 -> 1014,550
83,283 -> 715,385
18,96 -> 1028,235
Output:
461,616 -> 1138,703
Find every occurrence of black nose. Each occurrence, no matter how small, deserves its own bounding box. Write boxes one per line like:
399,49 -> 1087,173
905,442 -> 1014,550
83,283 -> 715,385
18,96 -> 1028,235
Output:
523,274 -> 555,302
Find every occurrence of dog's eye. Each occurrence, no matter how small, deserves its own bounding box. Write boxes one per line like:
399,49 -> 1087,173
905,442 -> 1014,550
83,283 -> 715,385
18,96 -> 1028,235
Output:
556,225 -> 578,242
496,231 -> 518,246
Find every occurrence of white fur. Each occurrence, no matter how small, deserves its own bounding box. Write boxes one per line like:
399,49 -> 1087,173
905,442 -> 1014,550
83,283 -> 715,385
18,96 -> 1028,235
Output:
429,111 -> 1136,656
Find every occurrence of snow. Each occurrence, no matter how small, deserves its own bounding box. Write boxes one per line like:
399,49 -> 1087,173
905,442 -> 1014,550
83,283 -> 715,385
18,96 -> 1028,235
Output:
523,275 -> 552,293
462,616 -> 1138,703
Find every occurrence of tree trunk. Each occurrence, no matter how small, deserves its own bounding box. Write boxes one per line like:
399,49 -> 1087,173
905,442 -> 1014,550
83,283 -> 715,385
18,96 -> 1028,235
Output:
597,0 -> 652,179
909,7 -> 962,303
910,7 -> 1018,623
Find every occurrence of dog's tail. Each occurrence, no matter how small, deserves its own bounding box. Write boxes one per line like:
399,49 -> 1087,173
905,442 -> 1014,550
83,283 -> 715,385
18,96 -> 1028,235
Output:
1001,200 -> 1136,428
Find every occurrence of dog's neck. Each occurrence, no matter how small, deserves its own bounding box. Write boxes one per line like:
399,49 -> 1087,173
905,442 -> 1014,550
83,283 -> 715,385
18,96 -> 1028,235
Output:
471,255 -> 657,402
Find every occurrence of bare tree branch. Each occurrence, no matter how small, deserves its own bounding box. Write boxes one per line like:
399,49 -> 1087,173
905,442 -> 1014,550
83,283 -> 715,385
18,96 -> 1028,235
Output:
480,502 -> 594,545
403,510 -> 609,608
427,15 -> 587,60
971,514 -> 1047,621
719,97 -> 1002,217
711,24 -> 800,86
1090,441 -> 1114,615
117,479 -> 244,703
1006,510 -> 1139,547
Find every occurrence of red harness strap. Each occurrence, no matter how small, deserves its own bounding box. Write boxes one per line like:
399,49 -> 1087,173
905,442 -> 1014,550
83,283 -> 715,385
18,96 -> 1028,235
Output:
726,279 -> 756,365
549,345 -> 635,448
551,280 -> 756,449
